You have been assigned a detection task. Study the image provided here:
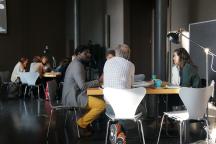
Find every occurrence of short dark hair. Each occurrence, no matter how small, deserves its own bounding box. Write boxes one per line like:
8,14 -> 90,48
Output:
106,49 -> 115,57
75,45 -> 90,56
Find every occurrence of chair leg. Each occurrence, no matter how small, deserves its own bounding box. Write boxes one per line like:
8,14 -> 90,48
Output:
137,121 -> 142,144
74,109 -> 80,138
182,121 -> 187,143
24,86 -> 27,99
179,122 -> 182,144
138,119 -> 145,144
204,119 -> 209,144
105,120 -> 111,144
157,114 -> 165,144
64,111 -> 68,128
46,109 -> 54,141
37,86 -> 40,99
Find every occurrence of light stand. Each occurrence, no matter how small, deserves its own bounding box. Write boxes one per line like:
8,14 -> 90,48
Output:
167,31 -> 216,86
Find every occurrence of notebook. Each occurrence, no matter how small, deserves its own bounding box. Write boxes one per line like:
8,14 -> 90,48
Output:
132,81 -> 153,87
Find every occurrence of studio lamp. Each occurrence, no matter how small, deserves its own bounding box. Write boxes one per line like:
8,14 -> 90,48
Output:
167,29 -> 216,86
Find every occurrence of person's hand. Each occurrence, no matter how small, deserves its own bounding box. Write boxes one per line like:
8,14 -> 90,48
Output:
98,74 -> 103,83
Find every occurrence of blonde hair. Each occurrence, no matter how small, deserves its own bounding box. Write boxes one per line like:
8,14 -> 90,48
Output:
115,44 -> 130,60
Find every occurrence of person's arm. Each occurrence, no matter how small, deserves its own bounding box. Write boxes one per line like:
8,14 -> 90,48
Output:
38,63 -> 45,77
73,63 -> 99,91
181,64 -> 200,87
191,67 -> 201,88
131,64 -> 135,87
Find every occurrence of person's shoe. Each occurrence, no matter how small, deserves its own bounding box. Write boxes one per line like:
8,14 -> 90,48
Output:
78,126 -> 92,137
109,123 -> 122,144
116,132 -> 126,144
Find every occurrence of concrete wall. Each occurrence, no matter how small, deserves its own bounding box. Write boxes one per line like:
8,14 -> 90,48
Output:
106,0 -> 124,48
80,0 -> 105,46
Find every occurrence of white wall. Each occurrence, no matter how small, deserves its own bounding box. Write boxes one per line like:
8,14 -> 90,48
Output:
106,0 -> 124,48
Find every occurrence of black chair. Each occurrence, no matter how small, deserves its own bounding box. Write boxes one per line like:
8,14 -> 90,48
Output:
46,80 -> 80,143
0,71 -> 21,99
0,71 -> 11,84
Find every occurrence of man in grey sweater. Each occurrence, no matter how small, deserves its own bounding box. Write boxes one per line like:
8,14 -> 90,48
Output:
62,45 -> 105,135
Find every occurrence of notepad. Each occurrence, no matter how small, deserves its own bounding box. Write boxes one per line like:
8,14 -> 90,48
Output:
165,85 -> 180,89
132,81 -> 153,87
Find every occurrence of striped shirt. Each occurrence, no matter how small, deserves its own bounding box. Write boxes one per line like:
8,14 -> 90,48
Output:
103,57 -> 135,89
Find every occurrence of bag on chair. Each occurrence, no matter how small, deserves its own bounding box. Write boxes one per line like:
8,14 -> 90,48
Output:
7,83 -> 21,99
109,123 -> 126,144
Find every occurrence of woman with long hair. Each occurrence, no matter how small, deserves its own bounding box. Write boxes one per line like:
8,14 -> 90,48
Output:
173,48 -> 200,87
11,57 -> 29,82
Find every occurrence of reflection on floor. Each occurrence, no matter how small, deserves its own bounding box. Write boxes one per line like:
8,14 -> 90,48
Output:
0,99 -> 215,144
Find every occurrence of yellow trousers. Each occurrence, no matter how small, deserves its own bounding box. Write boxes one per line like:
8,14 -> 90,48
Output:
77,96 -> 105,128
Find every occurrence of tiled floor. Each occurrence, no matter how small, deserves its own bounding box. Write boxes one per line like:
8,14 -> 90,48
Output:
0,98 -> 215,144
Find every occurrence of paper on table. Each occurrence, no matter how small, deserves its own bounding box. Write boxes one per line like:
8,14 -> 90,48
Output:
165,85 -> 180,89
132,81 -> 153,87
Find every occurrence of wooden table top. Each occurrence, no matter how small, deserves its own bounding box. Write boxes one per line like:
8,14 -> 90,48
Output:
87,87 -> 180,96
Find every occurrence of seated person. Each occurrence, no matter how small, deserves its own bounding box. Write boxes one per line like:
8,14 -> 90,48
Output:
41,56 -> 52,72
106,49 -> 115,60
101,48 -> 144,82
11,57 -> 29,82
104,44 -> 134,89
169,47 -> 201,111
55,57 -> 71,82
62,45 -> 105,136
104,44 -> 135,142
173,48 -> 200,87
30,56 -> 44,77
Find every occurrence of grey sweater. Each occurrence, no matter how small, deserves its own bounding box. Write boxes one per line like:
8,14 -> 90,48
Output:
62,58 -> 99,108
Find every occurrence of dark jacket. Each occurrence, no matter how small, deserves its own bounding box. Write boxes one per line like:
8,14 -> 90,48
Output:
62,58 -> 99,108
180,63 -> 200,88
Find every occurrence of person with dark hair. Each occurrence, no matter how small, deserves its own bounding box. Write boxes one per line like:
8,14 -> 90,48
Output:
41,56 -> 52,72
55,57 -> 71,82
62,45 -> 105,136
11,57 -> 29,82
173,47 -> 200,87
169,48 -> 200,110
106,49 -> 115,60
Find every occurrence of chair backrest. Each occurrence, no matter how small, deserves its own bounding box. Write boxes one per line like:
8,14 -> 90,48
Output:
20,72 -> 39,85
0,71 -> 11,83
103,87 -> 146,119
179,81 -> 214,120
47,80 -> 58,107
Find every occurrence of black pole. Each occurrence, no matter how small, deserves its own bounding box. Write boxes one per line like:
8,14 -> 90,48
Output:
154,0 -> 168,80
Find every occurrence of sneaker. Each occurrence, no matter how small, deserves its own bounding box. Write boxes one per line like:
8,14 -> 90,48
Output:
116,132 -> 126,144
109,123 -> 122,144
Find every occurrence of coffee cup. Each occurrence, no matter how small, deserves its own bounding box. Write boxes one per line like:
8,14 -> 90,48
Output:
154,79 -> 162,88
